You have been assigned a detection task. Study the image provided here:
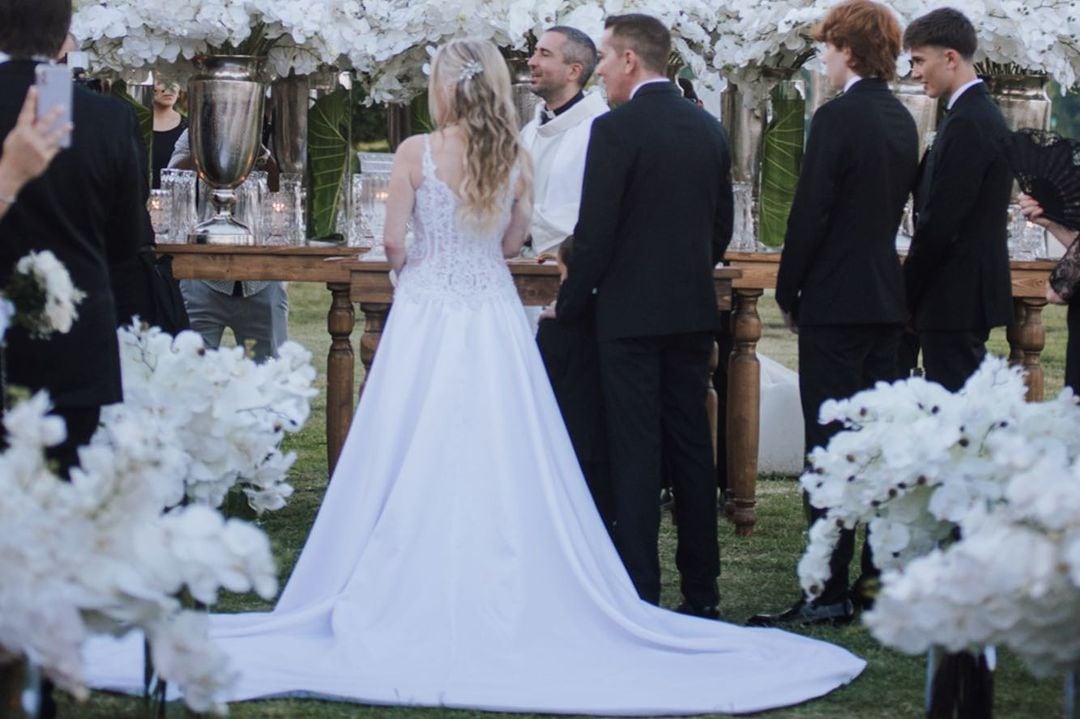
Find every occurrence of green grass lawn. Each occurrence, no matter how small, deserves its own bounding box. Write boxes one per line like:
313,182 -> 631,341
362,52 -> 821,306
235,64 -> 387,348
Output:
61,284 -> 1069,717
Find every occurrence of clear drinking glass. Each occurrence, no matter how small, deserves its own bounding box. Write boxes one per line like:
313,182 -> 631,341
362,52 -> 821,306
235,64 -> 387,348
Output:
147,189 -> 173,243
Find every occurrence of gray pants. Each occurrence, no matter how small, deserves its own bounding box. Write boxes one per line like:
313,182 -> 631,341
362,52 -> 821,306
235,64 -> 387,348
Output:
180,280 -> 288,362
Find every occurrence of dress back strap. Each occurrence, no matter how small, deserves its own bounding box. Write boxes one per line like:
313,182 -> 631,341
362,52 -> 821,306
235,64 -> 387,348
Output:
421,134 -> 437,182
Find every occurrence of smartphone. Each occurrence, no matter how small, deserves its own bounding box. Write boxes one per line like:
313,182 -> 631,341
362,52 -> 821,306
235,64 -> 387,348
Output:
34,63 -> 73,149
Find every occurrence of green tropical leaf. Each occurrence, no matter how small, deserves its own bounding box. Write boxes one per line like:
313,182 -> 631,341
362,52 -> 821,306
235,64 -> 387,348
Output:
306,87 -> 353,241
410,93 -> 434,135
758,90 -> 805,248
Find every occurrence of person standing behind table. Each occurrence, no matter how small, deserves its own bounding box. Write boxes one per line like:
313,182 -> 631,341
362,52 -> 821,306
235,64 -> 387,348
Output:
750,0 -> 918,628
555,13 -> 733,619
521,26 -> 607,259
151,80 -> 186,189
0,0 -> 150,475
167,129 -> 288,362
902,8 -> 1013,392
520,26 -> 606,331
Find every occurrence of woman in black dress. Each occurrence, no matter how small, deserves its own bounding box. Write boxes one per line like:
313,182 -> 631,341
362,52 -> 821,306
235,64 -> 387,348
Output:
151,81 -> 186,188
1020,192 -> 1080,392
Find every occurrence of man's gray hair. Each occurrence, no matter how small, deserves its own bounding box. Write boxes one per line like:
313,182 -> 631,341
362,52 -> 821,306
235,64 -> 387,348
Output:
546,26 -> 598,88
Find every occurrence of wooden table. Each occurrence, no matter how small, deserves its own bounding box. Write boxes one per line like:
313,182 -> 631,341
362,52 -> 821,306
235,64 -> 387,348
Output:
160,245 -> 359,472
164,245 -> 1050,536
726,252 -> 1056,402
162,247 -> 759,533
343,259 -> 767,535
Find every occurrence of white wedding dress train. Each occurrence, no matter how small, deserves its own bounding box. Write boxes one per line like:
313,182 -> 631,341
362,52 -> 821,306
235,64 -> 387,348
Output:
86,137 -> 863,715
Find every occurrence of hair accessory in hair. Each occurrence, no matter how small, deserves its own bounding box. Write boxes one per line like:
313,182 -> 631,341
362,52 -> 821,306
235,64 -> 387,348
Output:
459,60 -> 483,82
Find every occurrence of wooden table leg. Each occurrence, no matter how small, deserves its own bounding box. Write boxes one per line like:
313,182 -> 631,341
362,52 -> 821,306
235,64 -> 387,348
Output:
1007,296 -> 1047,402
725,288 -> 763,536
326,283 -> 355,476
358,302 -> 390,400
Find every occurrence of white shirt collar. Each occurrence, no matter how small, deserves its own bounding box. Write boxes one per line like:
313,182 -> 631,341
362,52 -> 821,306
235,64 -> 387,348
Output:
843,74 -> 863,94
630,77 -> 670,99
948,78 -> 983,110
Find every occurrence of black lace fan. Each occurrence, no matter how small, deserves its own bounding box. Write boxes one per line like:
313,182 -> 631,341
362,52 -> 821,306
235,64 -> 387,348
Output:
1001,129 -> 1080,231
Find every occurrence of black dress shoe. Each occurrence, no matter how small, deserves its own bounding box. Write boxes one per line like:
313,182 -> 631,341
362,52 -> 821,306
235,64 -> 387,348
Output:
675,601 -> 720,620
746,598 -> 854,627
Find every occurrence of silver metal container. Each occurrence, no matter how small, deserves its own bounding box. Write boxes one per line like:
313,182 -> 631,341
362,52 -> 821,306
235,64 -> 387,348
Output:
188,55 -> 267,245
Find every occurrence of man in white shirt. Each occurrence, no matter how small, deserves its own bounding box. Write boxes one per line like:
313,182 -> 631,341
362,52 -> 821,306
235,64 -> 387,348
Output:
521,26 -> 607,259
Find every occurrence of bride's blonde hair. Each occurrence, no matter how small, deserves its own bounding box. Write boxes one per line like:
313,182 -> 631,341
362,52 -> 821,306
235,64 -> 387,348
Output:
428,38 -> 533,230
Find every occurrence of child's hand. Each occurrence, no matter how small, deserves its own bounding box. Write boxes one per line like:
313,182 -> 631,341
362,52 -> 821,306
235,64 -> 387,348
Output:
539,301 -> 557,320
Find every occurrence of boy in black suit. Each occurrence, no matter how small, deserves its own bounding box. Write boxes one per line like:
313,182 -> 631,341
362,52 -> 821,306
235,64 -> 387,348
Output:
537,237 -> 612,531
753,0 -> 918,627
903,8 -> 1013,391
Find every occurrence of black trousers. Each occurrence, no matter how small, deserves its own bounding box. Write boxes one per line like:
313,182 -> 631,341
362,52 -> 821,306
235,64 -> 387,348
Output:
599,332 -> 719,608
919,329 -> 990,392
44,405 -> 102,478
1067,301 -> 1080,394
712,315 -> 733,494
798,324 -> 901,604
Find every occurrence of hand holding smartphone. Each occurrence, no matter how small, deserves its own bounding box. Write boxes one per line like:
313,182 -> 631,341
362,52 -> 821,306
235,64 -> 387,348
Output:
34,63 -> 72,149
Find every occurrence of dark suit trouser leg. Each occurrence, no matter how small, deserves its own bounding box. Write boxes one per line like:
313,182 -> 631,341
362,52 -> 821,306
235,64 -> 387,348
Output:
599,337 -> 665,604
663,333 -> 721,608
712,315 -> 733,494
798,325 -> 900,604
44,405 -> 102,480
599,333 -> 719,606
919,329 -> 989,392
1066,302 -> 1080,394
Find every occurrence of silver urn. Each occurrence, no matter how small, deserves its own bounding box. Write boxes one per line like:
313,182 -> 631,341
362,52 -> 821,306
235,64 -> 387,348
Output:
188,55 -> 268,245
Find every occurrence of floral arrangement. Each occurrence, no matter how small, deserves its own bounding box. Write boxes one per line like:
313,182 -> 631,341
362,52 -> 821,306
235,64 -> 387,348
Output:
0,391 -> 277,712
71,0 -> 358,80
0,250 -> 85,341
0,254 -> 316,711
864,449 -> 1080,677
97,324 -> 317,513
797,357 -> 1080,599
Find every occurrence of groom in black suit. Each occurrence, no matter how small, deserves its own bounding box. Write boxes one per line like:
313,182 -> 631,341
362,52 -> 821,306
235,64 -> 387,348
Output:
903,8 -> 1013,391
751,0 -> 918,626
556,13 -> 733,617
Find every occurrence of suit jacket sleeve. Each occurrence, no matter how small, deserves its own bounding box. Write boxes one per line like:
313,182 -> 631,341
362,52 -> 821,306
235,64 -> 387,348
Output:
713,135 -> 734,266
107,105 -> 156,325
556,116 -> 631,323
904,116 -> 991,310
775,107 -> 843,317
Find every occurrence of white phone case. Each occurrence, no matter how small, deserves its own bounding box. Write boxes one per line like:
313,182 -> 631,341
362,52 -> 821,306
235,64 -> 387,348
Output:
34,63 -> 73,149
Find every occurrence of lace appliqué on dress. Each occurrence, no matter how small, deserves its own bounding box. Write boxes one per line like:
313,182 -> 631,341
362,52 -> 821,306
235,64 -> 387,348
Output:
1049,234 -> 1080,302
394,135 -> 520,309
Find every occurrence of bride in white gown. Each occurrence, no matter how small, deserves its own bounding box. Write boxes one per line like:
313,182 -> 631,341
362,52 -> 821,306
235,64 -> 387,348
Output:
87,38 -> 864,715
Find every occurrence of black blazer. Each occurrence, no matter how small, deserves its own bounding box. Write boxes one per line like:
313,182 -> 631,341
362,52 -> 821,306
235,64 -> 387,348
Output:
557,81 -> 733,340
905,83 -> 1013,331
776,78 -> 918,326
0,60 -> 148,409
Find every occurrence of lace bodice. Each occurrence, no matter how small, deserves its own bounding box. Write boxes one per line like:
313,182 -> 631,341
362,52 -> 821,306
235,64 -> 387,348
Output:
395,135 -> 519,307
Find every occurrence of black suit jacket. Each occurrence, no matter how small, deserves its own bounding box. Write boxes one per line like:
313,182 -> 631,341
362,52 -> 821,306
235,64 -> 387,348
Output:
0,60 -> 148,409
776,78 -> 918,326
557,82 -> 733,340
904,83 -> 1012,331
